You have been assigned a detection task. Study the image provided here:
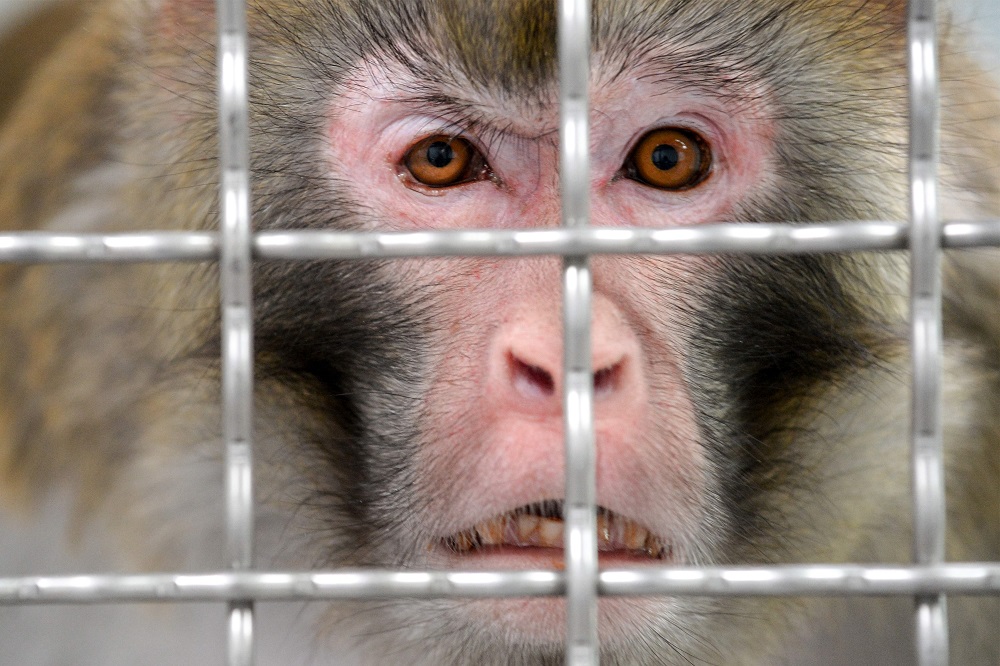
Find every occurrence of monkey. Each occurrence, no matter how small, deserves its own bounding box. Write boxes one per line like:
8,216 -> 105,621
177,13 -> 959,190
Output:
0,0 -> 998,664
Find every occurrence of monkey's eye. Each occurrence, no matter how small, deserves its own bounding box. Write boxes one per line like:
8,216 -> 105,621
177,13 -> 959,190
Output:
626,128 -> 711,190
403,135 -> 485,188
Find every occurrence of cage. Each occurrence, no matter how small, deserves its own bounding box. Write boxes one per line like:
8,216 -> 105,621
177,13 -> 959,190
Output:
0,1 -> 999,664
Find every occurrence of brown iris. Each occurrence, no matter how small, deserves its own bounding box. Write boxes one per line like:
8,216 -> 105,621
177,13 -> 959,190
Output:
627,128 -> 711,190
404,135 -> 478,187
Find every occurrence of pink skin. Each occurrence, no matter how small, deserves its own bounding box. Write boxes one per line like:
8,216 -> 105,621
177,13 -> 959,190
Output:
326,56 -> 776,641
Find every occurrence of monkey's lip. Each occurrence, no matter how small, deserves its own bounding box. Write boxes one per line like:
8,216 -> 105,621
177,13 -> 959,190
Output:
443,501 -> 670,560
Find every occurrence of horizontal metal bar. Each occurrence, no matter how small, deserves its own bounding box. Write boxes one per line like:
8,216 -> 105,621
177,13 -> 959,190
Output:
600,564 -> 1000,597
0,221 -> 998,264
254,223 -> 915,258
0,571 -> 561,604
0,221 -> 997,264
257,220 -> 999,255
0,232 -> 218,263
2,565 -> 998,605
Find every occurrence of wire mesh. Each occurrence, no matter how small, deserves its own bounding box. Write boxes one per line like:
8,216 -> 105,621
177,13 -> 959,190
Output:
906,1 -> 947,664
558,0 -> 598,662
0,1 -> 997,665
216,0 -> 256,663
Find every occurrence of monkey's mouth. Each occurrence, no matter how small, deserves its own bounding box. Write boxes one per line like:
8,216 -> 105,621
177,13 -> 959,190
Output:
444,501 -> 670,559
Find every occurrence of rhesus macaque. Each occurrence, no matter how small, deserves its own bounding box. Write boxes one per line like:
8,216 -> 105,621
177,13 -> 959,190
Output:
0,0 -> 998,664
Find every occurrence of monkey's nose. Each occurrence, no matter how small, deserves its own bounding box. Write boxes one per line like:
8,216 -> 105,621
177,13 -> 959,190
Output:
508,353 -> 557,400
507,351 -> 626,401
489,296 -> 643,415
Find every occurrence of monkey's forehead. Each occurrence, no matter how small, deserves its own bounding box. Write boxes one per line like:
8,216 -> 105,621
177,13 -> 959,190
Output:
295,0 -> 907,98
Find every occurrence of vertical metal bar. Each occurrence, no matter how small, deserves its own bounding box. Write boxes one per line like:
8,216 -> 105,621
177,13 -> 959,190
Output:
559,0 -> 597,664
907,0 -> 947,664
216,0 -> 255,664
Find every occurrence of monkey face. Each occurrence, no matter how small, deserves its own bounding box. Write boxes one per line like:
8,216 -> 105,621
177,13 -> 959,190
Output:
233,0 -> 915,657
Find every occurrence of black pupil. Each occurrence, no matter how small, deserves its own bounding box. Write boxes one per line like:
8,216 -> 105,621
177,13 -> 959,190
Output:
427,141 -> 455,168
651,144 -> 680,171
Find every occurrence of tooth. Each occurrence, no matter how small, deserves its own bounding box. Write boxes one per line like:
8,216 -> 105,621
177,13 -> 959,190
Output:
538,517 -> 563,548
453,531 -> 474,552
596,515 -> 611,549
542,500 -> 557,518
516,514 -> 540,546
449,508 -> 669,558
503,514 -> 520,543
624,522 -> 648,551
644,534 -> 664,559
477,518 -> 504,546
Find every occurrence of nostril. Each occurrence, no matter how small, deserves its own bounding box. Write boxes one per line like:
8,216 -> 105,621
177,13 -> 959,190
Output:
593,360 -> 623,398
509,353 -> 556,400
509,351 -> 625,402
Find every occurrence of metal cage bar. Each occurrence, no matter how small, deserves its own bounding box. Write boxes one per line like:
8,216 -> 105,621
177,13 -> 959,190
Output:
907,1 -> 948,664
216,0 -> 255,664
559,0 -> 598,663
0,0 -> 998,663
0,220 -> 999,264
2,564 -> 1000,604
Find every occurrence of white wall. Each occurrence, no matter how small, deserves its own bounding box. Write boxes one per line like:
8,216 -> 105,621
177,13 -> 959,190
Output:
953,0 -> 1000,78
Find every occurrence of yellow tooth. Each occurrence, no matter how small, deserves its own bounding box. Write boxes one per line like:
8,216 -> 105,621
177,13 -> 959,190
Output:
516,514 -> 540,544
624,522 -> 648,550
452,511 -> 666,556
476,518 -> 504,545
538,517 -> 563,548
596,515 -> 611,547
454,531 -> 474,552
644,535 -> 664,559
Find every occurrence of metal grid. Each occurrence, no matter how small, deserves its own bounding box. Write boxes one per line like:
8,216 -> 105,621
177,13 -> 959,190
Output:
1,1 -> 999,665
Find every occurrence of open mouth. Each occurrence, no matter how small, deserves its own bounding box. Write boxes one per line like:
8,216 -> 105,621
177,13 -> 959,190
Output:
444,500 -> 670,559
